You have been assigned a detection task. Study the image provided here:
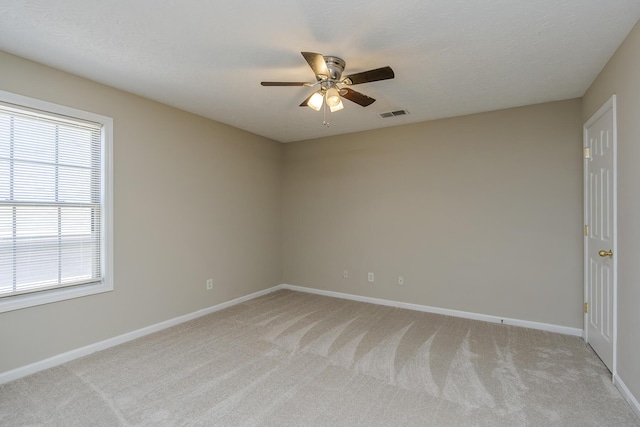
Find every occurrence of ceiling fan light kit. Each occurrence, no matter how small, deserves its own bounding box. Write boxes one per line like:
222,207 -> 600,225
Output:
261,52 -> 395,119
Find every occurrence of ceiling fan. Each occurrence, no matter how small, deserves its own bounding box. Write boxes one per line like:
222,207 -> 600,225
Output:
261,52 -> 394,113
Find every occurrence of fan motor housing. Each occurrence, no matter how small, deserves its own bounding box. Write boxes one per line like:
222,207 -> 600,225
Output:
324,56 -> 346,81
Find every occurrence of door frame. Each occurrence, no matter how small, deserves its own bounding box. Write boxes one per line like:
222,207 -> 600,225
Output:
583,94 -> 617,377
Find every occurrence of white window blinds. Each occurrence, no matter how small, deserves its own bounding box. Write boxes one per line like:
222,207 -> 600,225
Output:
0,103 -> 103,298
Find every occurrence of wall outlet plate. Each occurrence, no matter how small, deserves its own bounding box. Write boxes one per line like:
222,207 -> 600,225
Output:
368,272 -> 374,282
206,279 -> 213,290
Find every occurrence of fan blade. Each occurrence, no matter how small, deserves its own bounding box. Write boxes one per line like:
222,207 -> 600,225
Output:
343,66 -> 394,85
301,52 -> 330,80
261,82 -> 308,86
340,88 -> 376,107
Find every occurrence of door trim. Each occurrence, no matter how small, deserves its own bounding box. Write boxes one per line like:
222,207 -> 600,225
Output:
583,94 -> 617,377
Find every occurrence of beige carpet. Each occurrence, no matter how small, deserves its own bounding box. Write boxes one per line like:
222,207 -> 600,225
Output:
1,290 -> 638,426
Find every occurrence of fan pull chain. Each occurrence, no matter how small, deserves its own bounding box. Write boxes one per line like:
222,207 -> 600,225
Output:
323,99 -> 329,127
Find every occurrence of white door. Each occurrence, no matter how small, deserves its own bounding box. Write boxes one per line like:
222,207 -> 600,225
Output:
584,95 -> 617,374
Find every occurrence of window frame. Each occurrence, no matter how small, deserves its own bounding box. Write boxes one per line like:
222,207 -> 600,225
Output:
0,90 -> 113,313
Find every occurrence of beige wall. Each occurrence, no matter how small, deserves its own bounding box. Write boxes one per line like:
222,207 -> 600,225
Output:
283,99 -> 583,328
583,19 -> 640,405
0,51 -> 283,373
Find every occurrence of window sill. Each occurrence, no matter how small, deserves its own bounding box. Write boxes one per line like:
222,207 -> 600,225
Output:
0,280 -> 113,313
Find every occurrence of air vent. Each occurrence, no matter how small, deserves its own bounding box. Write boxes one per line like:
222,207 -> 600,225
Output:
378,109 -> 409,118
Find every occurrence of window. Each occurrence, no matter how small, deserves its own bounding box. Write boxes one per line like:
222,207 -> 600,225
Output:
0,90 -> 112,312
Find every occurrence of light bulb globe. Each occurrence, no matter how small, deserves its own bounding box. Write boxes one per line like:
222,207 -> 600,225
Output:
307,92 -> 324,111
325,87 -> 341,107
329,99 -> 344,112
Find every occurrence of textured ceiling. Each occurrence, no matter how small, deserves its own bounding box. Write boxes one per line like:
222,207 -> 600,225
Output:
1,1 -> 639,143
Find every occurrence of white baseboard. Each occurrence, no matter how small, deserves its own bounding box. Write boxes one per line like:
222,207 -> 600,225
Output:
614,374 -> 640,420
278,284 -> 583,337
0,286 -> 279,385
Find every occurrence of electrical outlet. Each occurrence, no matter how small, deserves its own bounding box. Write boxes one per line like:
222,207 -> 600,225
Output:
343,270 -> 349,279
206,279 -> 213,290
368,272 -> 374,282
398,276 -> 404,285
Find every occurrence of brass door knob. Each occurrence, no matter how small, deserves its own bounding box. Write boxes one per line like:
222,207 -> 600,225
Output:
598,249 -> 613,258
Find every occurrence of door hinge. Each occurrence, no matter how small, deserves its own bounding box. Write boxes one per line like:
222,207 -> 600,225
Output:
584,225 -> 589,236
584,302 -> 589,314
584,147 -> 591,159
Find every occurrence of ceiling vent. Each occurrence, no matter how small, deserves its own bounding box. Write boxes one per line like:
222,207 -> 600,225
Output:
378,109 -> 410,118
